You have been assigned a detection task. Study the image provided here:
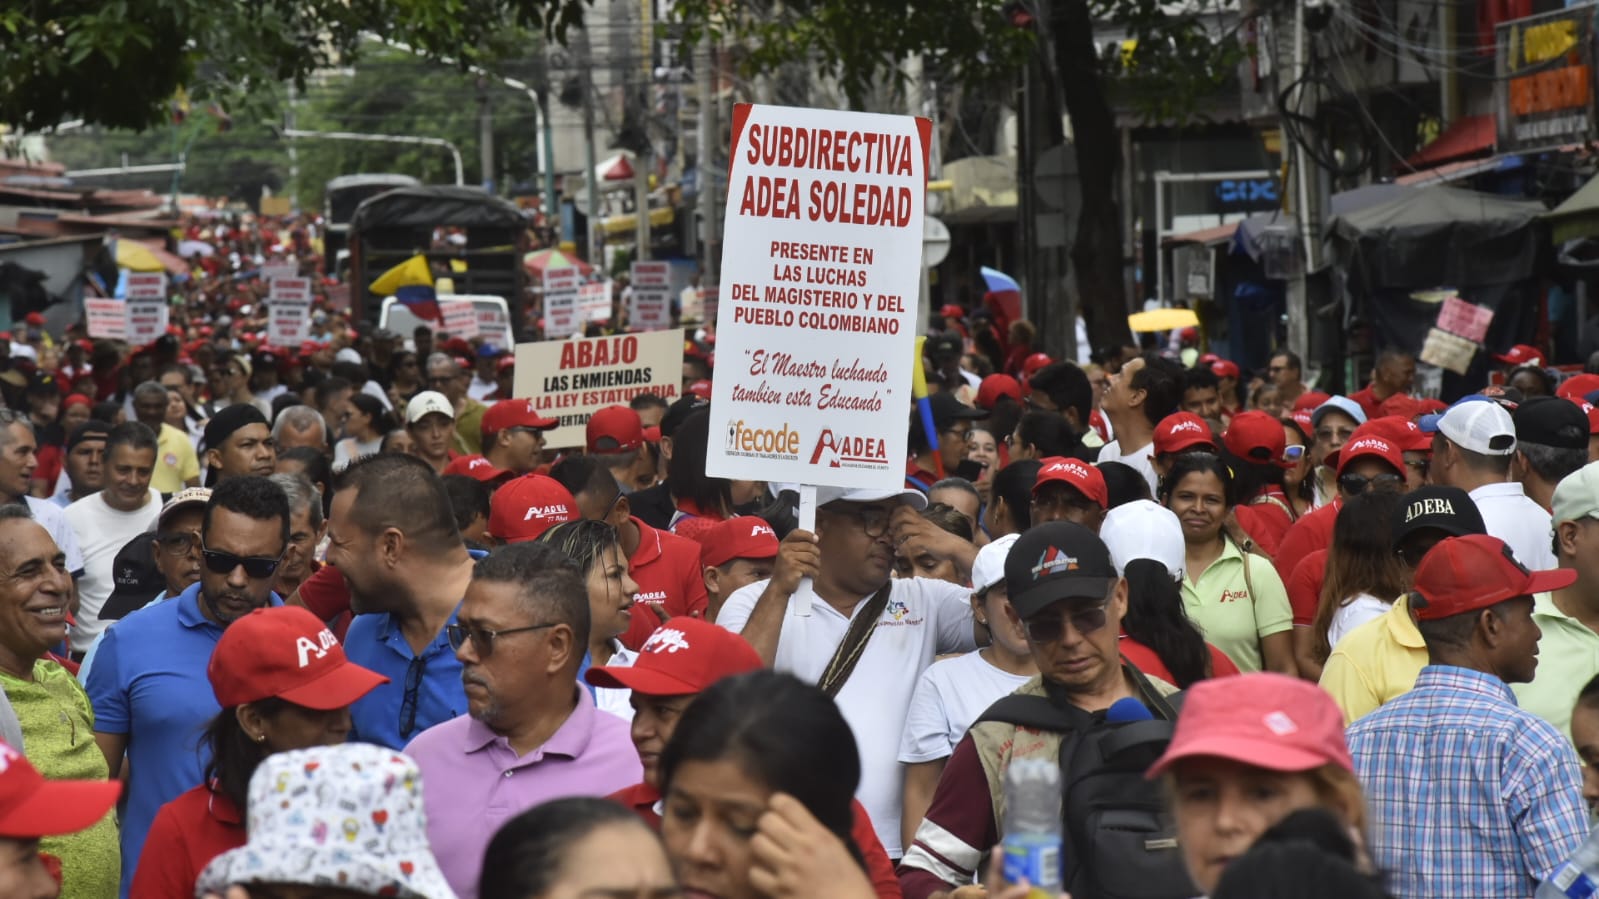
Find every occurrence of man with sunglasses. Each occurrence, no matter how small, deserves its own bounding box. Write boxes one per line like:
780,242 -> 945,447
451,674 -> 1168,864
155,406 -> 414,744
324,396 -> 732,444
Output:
404,540 -> 640,899
1431,398 -> 1556,570
85,476 -> 289,896
899,521 -> 1180,898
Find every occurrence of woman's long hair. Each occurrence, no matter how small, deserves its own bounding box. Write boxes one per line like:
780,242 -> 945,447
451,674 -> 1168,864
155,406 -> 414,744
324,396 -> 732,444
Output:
1121,559 -> 1212,687
989,459 -> 1043,535
201,697 -> 289,813
660,670 -> 863,868
1312,491 -> 1409,662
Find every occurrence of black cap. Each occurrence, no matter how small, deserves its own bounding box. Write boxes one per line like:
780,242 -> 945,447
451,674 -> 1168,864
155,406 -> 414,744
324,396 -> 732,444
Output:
24,371 -> 56,395
659,395 -> 709,440
202,403 -> 268,455
97,532 -> 166,621
928,391 -> 986,433
925,333 -> 963,361
1391,485 -> 1487,547
67,419 -> 113,452
1513,396 -> 1589,450
1477,384 -> 1524,412
1004,521 -> 1118,619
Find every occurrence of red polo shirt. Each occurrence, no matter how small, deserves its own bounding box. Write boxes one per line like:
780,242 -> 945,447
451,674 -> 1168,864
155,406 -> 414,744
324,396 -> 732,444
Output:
610,782 -> 904,899
1232,489 -> 1295,558
619,517 -> 711,650
1272,499 -> 1340,584
1288,548 -> 1330,627
131,783 -> 245,899
1120,638 -> 1241,685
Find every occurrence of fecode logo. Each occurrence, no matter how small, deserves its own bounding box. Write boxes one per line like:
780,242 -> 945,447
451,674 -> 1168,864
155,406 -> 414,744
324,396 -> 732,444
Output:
725,419 -> 802,460
808,429 -> 888,469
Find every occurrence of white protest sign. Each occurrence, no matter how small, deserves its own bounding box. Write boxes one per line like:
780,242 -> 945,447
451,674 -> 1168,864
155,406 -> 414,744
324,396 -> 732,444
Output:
125,302 -> 169,346
543,268 -> 581,338
629,261 -> 672,331
85,300 -> 126,339
698,285 -> 720,326
440,299 -> 480,338
578,280 -> 612,324
705,103 -> 929,489
512,329 -> 683,448
261,263 -> 298,283
267,277 -> 313,345
125,273 -> 167,301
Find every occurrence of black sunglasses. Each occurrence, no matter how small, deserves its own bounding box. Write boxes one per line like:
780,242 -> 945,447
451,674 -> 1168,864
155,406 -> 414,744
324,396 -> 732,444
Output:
1024,599 -> 1111,642
200,545 -> 282,579
1338,472 -> 1405,496
446,622 -> 557,658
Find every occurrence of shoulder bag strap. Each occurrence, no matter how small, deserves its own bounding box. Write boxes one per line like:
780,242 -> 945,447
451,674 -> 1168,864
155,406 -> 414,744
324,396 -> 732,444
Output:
817,581 -> 895,698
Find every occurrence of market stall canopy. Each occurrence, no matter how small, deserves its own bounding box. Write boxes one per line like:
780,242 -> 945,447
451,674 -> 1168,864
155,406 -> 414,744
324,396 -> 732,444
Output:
114,239 -> 188,275
1233,182 -> 1418,265
1545,171 -> 1599,244
524,247 -> 593,276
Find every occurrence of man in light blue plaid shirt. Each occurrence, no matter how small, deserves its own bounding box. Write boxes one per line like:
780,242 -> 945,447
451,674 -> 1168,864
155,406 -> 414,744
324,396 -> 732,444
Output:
1348,534 -> 1587,899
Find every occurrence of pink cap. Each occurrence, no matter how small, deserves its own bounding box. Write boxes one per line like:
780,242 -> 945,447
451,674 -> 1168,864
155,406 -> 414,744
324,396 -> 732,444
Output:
1147,672 -> 1353,778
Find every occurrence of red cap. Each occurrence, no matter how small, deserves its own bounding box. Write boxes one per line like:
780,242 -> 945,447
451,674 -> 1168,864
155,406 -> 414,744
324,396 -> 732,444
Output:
1290,407 -> 1315,435
443,454 -> 512,483
1147,672 -> 1352,778
1558,373 -> 1599,402
1198,353 -> 1221,366
22,312 -> 43,327
1411,534 -> 1576,621
1416,398 -> 1449,416
1578,401 -> 1599,436
496,355 -> 516,373
1292,391 -> 1332,412
1210,359 -> 1240,380
489,474 -> 579,543
586,405 -> 644,453
1224,410 -> 1288,467
940,303 -> 965,320
482,398 -> 557,437
207,606 -> 389,709
1032,456 -> 1109,510
1494,344 -> 1543,366
1359,415 -> 1432,453
0,741 -> 121,839
1022,352 -> 1053,380
62,393 -> 91,410
584,617 -> 763,695
700,516 -> 780,568
976,374 -> 1022,410
1152,412 -> 1217,456
1334,433 -> 1404,477
687,379 -> 713,400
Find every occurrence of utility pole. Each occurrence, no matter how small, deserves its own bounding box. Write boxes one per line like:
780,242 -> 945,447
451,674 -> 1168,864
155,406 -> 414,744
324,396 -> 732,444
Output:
287,84 -> 299,209
1282,0 -> 1317,364
696,38 -> 719,284
478,77 -> 495,193
578,28 -> 601,263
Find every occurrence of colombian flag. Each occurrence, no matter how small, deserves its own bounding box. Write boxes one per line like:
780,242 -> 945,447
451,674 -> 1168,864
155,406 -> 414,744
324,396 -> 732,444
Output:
370,254 -> 439,321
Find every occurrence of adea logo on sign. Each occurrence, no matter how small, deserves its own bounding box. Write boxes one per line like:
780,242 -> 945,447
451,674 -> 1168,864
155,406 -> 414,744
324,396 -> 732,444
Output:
808,429 -> 888,469
725,419 -> 801,461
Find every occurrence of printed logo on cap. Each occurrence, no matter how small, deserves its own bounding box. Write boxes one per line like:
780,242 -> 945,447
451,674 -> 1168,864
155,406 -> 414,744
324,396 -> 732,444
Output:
523,503 -> 572,522
1031,546 -> 1080,579
1263,711 -> 1298,736
1405,496 -> 1455,522
1169,419 -> 1205,435
295,628 -> 338,668
750,522 -> 774,537
469,458 -> 491,471
1043,459 -> 1091,478
1346,437 -> 1392,454
641,627 -> 691,655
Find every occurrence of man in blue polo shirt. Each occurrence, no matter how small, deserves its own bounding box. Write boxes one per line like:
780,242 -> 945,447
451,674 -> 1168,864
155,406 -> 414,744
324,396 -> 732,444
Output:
85,476 -> 289,897
329,453 -> 478,749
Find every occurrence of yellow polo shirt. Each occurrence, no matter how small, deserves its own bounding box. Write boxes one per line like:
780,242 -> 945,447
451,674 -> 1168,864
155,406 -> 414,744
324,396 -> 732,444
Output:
1513,592 -> 1599,743
1180,538 -> 1293,672
1319,593 -> 1427,725
153,423 -> 200,493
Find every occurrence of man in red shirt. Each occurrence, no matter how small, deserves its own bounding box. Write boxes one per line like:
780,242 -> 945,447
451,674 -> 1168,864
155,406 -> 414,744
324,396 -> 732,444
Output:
699,516 -> 779,623
1349,348 -> 1417,421
448,398 -> 557,482
550,455 -> 708,649
586,617 -> 902,899
586,405 -> 660,494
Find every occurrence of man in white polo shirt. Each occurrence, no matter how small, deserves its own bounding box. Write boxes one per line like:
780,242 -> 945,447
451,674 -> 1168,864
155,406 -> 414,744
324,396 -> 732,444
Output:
1430,398 -> 1556,569
717,486 -> 980,860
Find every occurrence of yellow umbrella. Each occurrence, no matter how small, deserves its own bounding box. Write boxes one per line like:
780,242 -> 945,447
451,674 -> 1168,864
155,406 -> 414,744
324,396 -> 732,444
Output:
115,240 -> 165,273
1128,308 -> 1199,333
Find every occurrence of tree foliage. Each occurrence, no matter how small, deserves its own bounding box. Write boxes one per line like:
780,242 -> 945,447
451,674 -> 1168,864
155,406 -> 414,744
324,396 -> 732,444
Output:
0,0 -> 582,132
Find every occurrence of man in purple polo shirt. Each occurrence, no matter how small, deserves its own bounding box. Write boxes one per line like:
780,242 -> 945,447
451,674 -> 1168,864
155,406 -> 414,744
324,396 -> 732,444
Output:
403,540 -> 641,899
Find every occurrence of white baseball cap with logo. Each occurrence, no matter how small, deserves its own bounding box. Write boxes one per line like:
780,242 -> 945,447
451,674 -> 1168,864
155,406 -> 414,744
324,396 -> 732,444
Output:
971,533 -> 1021,594
406,390 -> 455,424
812,486 -> 929,510
1099,499 -> 1186,581
1437,399 -> 1517,456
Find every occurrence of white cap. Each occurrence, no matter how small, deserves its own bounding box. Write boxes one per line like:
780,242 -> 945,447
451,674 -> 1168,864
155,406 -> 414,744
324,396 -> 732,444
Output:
1437,399 -> 1517,456
812,486 -> 928,511
972,533 -> 1021,593
406,390 -> 454,424
1099,499 -> 1185,581
334,347 -> 363,365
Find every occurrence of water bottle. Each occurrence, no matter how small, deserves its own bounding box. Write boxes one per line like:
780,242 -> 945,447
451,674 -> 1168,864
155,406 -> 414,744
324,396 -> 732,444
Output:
1000,758 -> 1063,898
1539,827 -> 1599,898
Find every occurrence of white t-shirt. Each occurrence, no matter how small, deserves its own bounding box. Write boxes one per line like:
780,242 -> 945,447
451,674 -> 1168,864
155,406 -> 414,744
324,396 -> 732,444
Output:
898,651 -> 1032,764
23,496 -> 84,576
1327,593 -> 1391,650
468,375 -> 499,402
1097,439 -> 1160,496
593,642 -> 637,722
63,490 -> 160,653
1470,482 -> 1558,570
717,576 -> 976,858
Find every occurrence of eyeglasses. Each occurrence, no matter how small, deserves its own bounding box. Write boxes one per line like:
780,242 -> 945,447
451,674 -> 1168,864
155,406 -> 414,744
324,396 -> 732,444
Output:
1316,427 -> 1356,444
446,622 -> 557,658
200,544 -> 283,579
399,656 -> 425,740
1338,472 -> 1406,496
1283,444 -> 1306,463
1024,599 -> 1111,642
1405,457 -> 1430,479
820,504 -> 893,538
156,531 -> 201,557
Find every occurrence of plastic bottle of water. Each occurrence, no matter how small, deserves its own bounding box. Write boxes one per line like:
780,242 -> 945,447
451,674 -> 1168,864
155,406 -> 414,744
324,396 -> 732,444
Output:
1000,758 -> 1063,899
1540,828 -> 1599,898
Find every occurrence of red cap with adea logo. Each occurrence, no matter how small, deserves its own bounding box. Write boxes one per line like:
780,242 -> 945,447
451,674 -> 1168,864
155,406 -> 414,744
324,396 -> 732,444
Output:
443,454 -> 512,483
1410,534 -> 1576,621
584,618 -> 763,696
1032,456 -> 1109,510
207,606 -> 389,709
1153,412 -> 1216,456
0,741 -> 120,839
701,516 -> 780,568
587,405 -> 644,453
489,474 -> 579,543
481,398 -> 558,437
1224,410 -> 1289,467
1147,672 -> 1352,779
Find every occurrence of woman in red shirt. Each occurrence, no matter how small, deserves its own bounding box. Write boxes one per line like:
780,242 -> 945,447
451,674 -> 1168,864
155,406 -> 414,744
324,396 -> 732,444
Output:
130,606 -> 387,898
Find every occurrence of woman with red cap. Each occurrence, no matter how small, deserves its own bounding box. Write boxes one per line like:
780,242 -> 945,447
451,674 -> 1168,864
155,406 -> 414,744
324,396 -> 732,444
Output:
1147,672 -> 1370,896
132,606 -> 388,898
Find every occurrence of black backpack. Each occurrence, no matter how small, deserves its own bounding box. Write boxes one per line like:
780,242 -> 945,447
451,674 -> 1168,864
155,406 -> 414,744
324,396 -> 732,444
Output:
973,668 -> 1196,899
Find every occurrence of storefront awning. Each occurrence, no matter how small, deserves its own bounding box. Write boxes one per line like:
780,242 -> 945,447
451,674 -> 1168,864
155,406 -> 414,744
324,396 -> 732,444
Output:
1404,115 -> 1496,170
